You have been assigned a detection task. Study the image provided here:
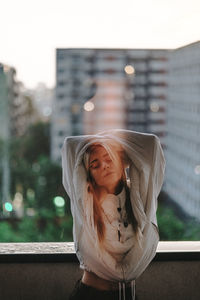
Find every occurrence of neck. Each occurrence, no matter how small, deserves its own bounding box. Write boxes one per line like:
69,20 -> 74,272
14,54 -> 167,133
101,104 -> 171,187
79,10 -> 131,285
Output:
98,180 -> 124,197
114,180 -> 124,195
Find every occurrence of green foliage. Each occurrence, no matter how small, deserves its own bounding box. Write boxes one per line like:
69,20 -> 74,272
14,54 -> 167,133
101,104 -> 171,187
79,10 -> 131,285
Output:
157,205 -> 185,240
0,120 -> 73,242
33,156 -> 66,210
157,202 -> 200,241
0,209 -> 73,242
10,122 -> 50,164
0,222 -> 21,242
9,121 -> 68,210
23,122 -> 50,163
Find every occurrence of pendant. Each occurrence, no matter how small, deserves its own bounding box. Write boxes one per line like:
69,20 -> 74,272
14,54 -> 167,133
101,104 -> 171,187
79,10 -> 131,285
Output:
124,221 -> 128,228
118,229 -> 121,241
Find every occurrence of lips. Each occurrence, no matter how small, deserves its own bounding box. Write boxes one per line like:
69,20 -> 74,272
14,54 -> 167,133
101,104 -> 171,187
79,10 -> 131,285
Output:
104,172 -> 114,177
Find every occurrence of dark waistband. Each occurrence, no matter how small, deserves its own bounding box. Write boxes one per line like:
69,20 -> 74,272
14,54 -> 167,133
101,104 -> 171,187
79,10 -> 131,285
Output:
80,280 -> 134,295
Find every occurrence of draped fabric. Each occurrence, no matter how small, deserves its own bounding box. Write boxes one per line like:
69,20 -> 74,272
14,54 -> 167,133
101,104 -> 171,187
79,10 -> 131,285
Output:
61,129 -> 165,282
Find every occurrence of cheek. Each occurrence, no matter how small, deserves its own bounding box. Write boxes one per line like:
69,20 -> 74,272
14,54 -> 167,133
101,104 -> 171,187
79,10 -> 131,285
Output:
111,172 -> 122,183
90,170 -> 102,184
113,164 -> 123,176
114,168 -> 123,183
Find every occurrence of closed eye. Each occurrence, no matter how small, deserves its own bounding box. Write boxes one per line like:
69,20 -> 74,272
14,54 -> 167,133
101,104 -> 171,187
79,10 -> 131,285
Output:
89,161 -> 99,169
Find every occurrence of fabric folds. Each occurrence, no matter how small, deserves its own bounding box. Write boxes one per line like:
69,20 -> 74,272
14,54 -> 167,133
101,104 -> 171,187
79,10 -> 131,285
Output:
61,129 -> 166,282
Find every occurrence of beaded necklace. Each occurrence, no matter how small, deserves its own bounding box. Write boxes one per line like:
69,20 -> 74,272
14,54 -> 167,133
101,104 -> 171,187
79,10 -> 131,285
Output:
101,191 -> 129,242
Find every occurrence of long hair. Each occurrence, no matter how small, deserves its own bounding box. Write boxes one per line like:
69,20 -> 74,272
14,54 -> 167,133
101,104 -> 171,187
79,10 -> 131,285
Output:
83,141 -> 139,244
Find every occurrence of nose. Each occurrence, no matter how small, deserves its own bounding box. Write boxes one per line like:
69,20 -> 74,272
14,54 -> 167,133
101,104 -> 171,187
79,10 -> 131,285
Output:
102,160 -> 109,170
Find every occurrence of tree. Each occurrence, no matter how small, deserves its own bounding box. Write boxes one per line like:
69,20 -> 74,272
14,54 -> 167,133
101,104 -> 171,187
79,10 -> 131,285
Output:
9,121 -> 69,210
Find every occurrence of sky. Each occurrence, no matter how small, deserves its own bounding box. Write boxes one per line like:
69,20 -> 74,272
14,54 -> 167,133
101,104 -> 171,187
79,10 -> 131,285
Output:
1,0 -> 200,89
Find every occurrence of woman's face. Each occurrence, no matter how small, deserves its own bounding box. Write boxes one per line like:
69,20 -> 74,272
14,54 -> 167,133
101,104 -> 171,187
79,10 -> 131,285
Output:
89,145 -> 123,193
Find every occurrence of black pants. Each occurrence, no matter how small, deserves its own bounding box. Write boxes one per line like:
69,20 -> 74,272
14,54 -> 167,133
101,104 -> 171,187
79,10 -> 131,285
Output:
69,279 -> 137,300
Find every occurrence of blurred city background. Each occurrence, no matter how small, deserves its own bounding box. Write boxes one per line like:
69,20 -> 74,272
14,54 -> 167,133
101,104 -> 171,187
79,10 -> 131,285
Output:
0,0 -> 200,242
0,42 -> 200,242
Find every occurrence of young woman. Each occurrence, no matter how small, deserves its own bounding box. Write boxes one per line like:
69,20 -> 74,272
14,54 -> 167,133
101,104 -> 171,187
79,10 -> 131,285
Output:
61,129 -> 165,300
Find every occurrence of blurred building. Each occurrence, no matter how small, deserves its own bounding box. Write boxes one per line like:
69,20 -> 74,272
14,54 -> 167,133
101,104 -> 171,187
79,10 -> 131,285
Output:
51,48 -> 168,162
27,83 -> 54,123
11,81 -> 38,137
0,63 -> 37,215
0,63 -> 16,209
164,41 -> 200,221
126,50 -> 168,139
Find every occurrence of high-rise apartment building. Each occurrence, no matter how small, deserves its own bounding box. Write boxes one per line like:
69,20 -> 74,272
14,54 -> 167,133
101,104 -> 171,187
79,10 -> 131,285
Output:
51,48 -> 168,162
164,41 -> 200,220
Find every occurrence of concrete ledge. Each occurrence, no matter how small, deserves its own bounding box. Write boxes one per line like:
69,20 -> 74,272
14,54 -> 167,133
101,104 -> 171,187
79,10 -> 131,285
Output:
157,241 -> 200,252
0,241 -> 200,263
1,241 -> 199,254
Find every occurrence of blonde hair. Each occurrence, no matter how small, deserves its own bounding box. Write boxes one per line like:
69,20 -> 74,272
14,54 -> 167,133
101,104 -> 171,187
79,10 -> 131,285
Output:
83,141 -> 138,243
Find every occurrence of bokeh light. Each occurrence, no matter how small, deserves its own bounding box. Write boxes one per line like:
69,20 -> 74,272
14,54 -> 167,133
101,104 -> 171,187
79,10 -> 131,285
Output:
84,101 -> 95,111
194,165 -> 200,175
53,196 -> 65,207
124,65 -> 135,75
4,202 -> 13,212
43,106 -> 52,117
150,102 -> 160,112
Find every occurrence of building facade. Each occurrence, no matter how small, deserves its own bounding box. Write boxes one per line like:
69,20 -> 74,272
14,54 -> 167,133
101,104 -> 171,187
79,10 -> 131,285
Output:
0,64 -> 16,211
164,41 -> 200,220
51,48 -> 168,162
0,63 -> 36,216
